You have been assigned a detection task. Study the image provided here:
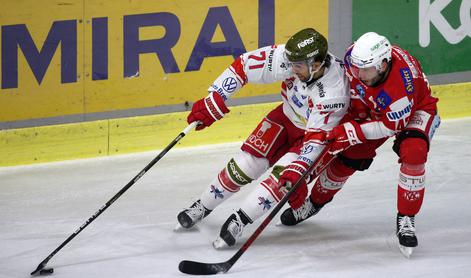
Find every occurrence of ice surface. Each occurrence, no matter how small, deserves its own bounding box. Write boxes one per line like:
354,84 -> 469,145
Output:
1,118 -> 470,278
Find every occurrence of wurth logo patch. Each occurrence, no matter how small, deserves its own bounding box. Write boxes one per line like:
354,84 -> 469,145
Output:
316,103 -> 346,110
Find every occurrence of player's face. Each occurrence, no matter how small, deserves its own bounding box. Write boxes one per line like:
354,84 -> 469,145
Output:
352,60 -> 389,87
356,66 -> 382,87
291,61 -> 310,81
291,61 -> 323,82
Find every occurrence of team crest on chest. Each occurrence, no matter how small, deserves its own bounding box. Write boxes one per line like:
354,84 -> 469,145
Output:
375,90 -> 392,110
356,84 -> 366,98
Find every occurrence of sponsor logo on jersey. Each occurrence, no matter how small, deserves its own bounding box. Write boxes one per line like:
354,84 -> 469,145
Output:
375,90 -> 392,110
355,84 -> 366,98
409,113 -> 424,126
316,102 -> 346,110
297,155 -> 313,165
267,49 -> 275,72
258,197 -> 273,211
211,84 -> 227,100
294,85 -> 298,92
256,121 -> 272,137
210,185 -> 224,199
400,68 -> 415,94
316,82 -> 325,97
291,94 -> 303,108
386,99 -> 413,121
285,79 -> 293,90
301,144 -> 314,154
222,77 -> 237,93
297,37 -> 314,48
245,119 -> 283,156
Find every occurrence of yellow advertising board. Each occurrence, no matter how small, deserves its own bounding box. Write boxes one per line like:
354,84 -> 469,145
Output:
1,0 -> 329,122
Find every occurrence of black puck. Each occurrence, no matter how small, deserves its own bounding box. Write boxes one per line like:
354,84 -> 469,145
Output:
39,268 -> 54,275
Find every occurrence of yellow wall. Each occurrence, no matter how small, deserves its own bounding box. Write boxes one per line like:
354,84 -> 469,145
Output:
0,0 -> 328,122
1,82 -> 470,167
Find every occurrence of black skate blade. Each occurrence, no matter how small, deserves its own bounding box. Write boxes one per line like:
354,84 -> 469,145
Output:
179,260 -> 231,275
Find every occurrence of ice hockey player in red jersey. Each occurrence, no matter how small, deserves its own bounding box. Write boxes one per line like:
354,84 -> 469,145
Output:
279,32 -> 440,257
175,28 -> 350,248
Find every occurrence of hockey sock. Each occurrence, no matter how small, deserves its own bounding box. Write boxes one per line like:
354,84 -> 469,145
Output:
310,158 -> 354,205
237,173 -> 281,222
200,152 -> 268,210
397,163 -> 425,216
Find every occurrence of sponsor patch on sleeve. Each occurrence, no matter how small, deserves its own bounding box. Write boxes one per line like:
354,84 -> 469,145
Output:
400,68 -> 415,94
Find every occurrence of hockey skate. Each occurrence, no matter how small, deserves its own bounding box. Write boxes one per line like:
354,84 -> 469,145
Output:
213,210 -> 252,249
279,197 -> 325,226
175,199 -> 212,231
396,213 -> 418,258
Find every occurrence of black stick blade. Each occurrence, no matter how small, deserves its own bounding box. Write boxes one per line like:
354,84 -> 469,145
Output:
179,260 -> 232,275
30,263 -> 46,276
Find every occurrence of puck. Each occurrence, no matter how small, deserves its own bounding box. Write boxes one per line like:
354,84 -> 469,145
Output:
39,268 -> 54,275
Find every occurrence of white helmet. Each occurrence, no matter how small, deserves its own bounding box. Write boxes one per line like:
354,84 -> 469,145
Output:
350,32 -> 392,71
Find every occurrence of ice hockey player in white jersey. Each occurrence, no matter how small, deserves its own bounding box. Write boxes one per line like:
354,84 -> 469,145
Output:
175,28 -> 350,248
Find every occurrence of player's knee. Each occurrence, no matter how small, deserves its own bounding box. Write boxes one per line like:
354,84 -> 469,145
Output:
231,151 -> 269,182
399,137 -> 428,165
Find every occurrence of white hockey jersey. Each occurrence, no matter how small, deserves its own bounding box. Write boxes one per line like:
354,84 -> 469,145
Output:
208,44 -> 350,162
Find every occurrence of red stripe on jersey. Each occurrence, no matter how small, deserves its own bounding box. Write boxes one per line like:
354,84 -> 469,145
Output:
281,82 -> 287,90
218,169 -> 240,193
281,87 -> 288,101
230,57 -> 247,85
281,82 -> 288,99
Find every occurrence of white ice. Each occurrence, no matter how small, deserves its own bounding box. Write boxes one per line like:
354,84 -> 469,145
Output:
1,118 -> 470,278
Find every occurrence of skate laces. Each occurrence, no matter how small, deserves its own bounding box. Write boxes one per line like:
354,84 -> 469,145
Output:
186,201 -> 206,221
397,215 -> 415,236
228,213 -> 244,238
293,199 -> 315,221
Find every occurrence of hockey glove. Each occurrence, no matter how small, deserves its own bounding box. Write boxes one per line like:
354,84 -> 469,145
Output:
187,92 -> 230,130
326,121 -> 366,155
279,161 -> 309,210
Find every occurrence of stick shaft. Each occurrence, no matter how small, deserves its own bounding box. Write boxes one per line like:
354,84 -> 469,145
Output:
31,122 -> 197,275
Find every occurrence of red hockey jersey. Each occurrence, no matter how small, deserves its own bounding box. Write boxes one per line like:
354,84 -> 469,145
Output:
344,45 -> 438,139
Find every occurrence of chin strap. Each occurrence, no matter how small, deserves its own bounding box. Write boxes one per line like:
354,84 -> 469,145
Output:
307,60 -> 325,82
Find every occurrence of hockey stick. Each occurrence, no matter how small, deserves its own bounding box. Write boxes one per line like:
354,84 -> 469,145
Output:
178,146 -> 336,275
31,121 -> 199,276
